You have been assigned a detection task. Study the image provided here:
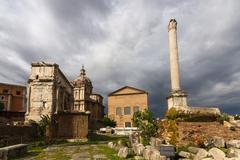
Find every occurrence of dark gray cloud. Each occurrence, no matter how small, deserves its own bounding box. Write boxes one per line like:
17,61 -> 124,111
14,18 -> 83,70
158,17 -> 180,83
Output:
0,0 -> 240,117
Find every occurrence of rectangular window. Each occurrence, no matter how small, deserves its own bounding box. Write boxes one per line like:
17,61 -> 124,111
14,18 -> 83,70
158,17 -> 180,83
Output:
16,91 -> 21,95
116,107 -> 122,115
133,106 -> 140,112
124,106 -> 131,115
3,89 -> 8,94
125,122 -> 131,127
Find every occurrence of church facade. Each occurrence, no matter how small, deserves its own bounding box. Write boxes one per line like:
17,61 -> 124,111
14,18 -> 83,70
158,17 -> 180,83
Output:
72,66 -> 104,121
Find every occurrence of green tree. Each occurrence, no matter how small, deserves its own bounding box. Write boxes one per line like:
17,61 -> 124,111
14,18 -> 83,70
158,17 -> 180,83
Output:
0,101 -> 4,111
132,109 -> 158,145
101,116 -> 116,127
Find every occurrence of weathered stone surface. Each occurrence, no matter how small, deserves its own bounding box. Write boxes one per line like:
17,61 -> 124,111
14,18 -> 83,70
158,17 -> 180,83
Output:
143,147 -> 154,160
150,149 -> 161,160
129,132 -> 140,145
227,147 -> 240,158
108,142 -> 115,149
226,157 -> 240,160
142,146 -> 167,160
93,154 -> 107,159
193,148 -> 208,160
188,146 -> 202,154
208,147 -> 226,160
133,143 -> 145,156
224,121 -> 233,128
204,136 -> 225,148
213,136 -> 225,148
134,156 -> 145,160
150,137 -> 164,150
118,147 -> 129,158
72,152 -> 90,159
226,140 -> 240,148
0,144 -> 28,159
178,151 -> 195,158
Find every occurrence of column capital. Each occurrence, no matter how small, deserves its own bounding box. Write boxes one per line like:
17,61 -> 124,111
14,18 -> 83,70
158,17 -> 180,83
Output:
168,19 -> 177,31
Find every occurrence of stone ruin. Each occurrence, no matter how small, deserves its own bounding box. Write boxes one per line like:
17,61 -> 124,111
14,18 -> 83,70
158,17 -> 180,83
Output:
24,61 -> 104,139
166,19 -> 220,115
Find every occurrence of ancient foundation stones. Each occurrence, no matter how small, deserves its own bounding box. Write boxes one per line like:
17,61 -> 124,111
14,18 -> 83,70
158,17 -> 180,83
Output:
143,146 -> 155,160
212,136 -> 225,148
150,137 -> 164,150
204,136 -> 225,148
117,147 -> 129,158
226,140 -> 240,149
208,147 -> 226,160
188,146 -> 202,154
178,151 -> 195,159
133,143 -> 145,156
129,132 -> 140,145
142,146 -> 167,160
107,142 -> 116,149
134,155 -> 145,160
227,147 -> 240,158
193,148 -> 208,160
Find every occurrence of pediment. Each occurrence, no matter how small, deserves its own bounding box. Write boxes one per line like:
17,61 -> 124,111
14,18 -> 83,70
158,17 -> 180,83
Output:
108,86 -> 147,96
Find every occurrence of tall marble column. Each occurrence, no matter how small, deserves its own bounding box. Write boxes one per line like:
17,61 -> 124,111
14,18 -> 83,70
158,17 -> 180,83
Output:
168,19 -> 181,91
167,19 -> 188,109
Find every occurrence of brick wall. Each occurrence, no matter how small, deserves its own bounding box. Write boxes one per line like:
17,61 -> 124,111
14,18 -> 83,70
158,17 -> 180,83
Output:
53,112 -> 89,139
0,124 -> 37,147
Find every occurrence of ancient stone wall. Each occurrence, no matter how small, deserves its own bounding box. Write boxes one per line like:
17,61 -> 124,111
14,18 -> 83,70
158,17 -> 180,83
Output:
174,122 -> 240,146
0,124 -> 38,147
53,112 -> 89,139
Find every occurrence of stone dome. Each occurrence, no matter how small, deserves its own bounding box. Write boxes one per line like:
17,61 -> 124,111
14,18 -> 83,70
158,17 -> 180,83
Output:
73,66 -> 92,88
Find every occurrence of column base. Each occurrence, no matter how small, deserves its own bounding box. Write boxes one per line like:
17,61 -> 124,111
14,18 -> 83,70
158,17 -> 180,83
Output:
166,90 -> 188,110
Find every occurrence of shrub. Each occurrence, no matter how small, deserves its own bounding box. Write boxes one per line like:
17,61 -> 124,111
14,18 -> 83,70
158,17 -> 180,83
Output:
165,108 -> 219,122
38,115 -> 51,140
132,109 -> 158,145
234,114 -> 240,120
217,113 -> 230,124
0,101 -> 4,111
168,120 -> 178,145
101,116 -> 116,127
165,108 -> 179,120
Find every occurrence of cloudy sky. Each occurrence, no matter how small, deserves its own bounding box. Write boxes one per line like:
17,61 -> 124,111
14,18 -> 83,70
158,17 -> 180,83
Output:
1,0 -> 240,117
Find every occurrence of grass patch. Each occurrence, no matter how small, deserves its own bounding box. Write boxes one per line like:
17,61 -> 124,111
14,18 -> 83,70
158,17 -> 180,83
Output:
88,132 -> 128,143
98,144 -> 125,160
11,134 -> 129,160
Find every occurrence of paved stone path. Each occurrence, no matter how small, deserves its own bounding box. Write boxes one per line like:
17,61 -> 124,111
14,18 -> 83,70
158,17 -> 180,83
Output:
16,144 -> 109,160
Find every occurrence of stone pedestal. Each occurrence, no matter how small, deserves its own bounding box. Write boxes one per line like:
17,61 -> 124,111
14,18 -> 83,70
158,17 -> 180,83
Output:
167,90 -> 188,109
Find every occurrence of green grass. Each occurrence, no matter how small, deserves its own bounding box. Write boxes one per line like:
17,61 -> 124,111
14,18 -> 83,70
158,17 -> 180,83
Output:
88,132 -> 128,143
11,134 -> 130,160
98,144 -> 125,160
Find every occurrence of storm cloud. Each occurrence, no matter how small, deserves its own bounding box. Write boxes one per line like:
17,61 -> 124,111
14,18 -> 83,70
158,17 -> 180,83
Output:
0,0 -> 240,117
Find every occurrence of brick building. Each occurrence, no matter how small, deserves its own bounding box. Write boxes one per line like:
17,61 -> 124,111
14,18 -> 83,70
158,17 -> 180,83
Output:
108,86 -> 148,128
0,83 -> 26,112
